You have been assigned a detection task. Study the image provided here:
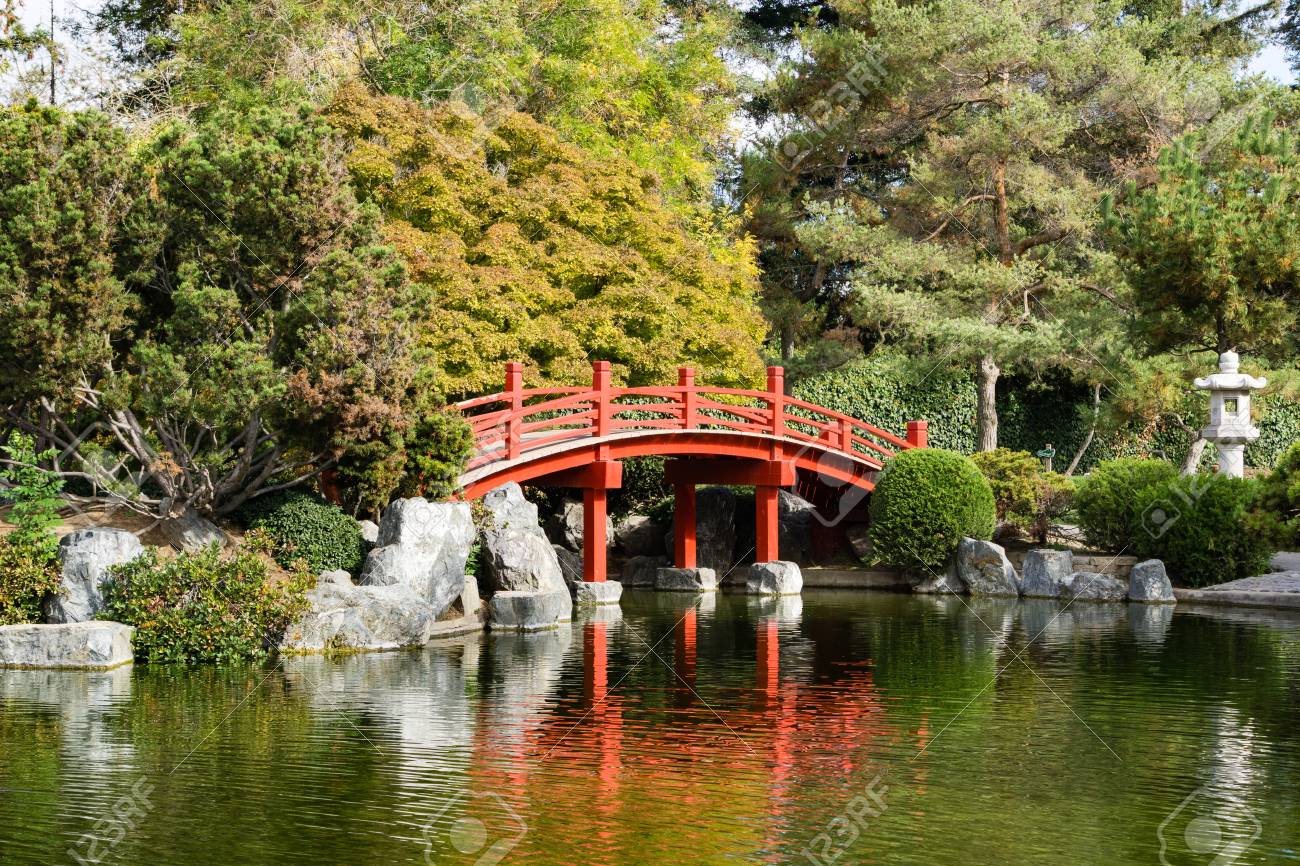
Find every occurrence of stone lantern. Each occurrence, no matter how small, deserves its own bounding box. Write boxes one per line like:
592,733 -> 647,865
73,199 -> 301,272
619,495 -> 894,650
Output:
1193,350 -> 1267,478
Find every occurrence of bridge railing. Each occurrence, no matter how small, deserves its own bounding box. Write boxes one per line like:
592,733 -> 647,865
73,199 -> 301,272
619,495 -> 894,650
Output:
453,361 -> 927,472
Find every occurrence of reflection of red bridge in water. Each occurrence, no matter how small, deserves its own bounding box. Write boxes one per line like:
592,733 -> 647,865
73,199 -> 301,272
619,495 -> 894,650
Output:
463,613 -> 929,865
454,361 -> 928,580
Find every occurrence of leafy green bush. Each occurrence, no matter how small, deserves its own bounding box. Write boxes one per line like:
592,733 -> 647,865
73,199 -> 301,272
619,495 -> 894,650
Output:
100,546 -> 309,664
0,433 -> 64,624
868,449 -> 995,572
1074,458 -> 1178,552
1245,441 -> 1300,548
239,490 -> 365,575
0,536 -> 62,626
970,448 -> 1042,528
1133,474 -> 1272,587
611,456 -> 670,517
1032,472 -> 1076,544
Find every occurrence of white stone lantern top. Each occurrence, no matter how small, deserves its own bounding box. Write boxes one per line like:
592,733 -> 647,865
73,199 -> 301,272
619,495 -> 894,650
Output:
1192,350 -> 1268,392
1193,350 -> 1267,477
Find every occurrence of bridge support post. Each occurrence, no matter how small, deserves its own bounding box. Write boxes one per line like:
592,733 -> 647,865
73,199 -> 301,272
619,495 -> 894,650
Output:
673,483 -> 697,569
583,487 -> 609,582
906,419 -> 928,448
756,484 -> 779,563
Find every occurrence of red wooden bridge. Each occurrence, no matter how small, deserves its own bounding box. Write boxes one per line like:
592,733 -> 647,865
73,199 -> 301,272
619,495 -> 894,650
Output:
454,361 -> 927,583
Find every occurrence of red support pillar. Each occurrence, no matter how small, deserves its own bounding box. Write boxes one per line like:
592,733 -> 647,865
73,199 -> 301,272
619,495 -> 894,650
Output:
906,419 -> 929,449
674,482 -> 697,569
583,487 -> 608,582
679,366 -> 697,429
505,362 -> 523,459
593,361 -> 612,445
756,483 -> 779,563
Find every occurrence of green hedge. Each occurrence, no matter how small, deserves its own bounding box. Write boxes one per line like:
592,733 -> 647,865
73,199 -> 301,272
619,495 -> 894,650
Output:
868,448 -> 995,573
238,491 -> 366,575
100,546 -> 310,664
1132,474 -> 1272,587
793,352 -> 1300,471
1074,458 -> 1179,553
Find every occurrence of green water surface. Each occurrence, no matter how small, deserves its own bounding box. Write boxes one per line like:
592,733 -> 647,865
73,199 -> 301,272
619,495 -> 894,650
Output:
2,591 -> 1298,865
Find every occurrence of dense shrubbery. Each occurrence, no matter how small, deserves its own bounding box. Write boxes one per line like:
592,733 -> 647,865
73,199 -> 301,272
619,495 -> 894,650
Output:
1074,457 -> 1273,585
611,456 -> 670,517
869,449 -> 995,573
239,491 -> 365,575
1245,442 -> 1300,550
971,448 -> 1074,543
0,434 -> 64,625
1074,458 -> 1179,552
100,546 -> 310,664
1135,475 -> 1272,587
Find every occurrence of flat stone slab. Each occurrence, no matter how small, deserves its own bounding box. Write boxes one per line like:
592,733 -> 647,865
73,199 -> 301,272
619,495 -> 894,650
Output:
746,561 -> 803,595
572,580 -> 623,605
654,567 -> 718,592
1021,549 -> 1072,598
0,622 -> 134,670
1201,572 -> 1300,594
488,590 -> 572,631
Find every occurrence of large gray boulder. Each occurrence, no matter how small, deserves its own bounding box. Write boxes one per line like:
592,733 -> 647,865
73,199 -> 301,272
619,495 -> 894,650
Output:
1128,559 -> 1175,603
622,555 -> 668,586
779,491 -> 817,562
0,622 -> 134,670
552,544 -> 584,585
488,590 -> 572,631
655,567 -> 718,592
44,529 -> 145,624
159,505 -> 228,551
956,537 -> 1020,597
480,483 -> 568,596
915,560 -> 965,594
359,498 -> 474,619
547,499 -> 614,552
280,582 -> 440,652
663,486 -> 736,573
615,514 -> 665,557
1021,549 -> 1073,598
1060,571 -> 1128,602
746,560 -> 803,596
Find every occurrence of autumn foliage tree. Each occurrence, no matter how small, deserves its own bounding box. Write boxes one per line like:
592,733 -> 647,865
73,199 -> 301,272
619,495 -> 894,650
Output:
327,85 -> 766,395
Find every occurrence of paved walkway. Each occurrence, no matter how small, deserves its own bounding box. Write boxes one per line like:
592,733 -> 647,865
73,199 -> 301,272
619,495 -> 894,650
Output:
1175,553 -> 1300,610
1203,572 -> 1300,593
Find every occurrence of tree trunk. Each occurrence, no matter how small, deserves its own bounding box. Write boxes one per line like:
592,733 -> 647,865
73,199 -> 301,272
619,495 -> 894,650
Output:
977,354 -> 999,452
1181,437 -> 1209,476
1065,382 -> 1102,476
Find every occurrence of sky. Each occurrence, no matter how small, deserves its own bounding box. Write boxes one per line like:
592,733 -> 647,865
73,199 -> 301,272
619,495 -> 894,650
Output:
17,0 -> 1300,90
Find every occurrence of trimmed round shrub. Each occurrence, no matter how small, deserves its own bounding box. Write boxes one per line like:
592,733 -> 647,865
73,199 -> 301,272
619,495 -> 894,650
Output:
1245,441 -> 1300,548
240,490 -> 365,575
1074,458 -> 1178,552
100,546 -> 310,664
868,448 -> 995,572
1133,474 -> 1272,587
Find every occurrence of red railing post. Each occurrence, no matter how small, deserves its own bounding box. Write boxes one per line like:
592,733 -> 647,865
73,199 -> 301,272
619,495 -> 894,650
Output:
593,361 -> 612,440
505,362 -> 523,459
840,417 -> 854,454
906,420 -> 929,449
679,366 -> 696,429
767,366 -> 785,439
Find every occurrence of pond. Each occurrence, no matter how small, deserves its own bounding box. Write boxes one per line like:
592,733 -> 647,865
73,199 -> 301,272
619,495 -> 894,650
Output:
2,590 -> 1299,865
